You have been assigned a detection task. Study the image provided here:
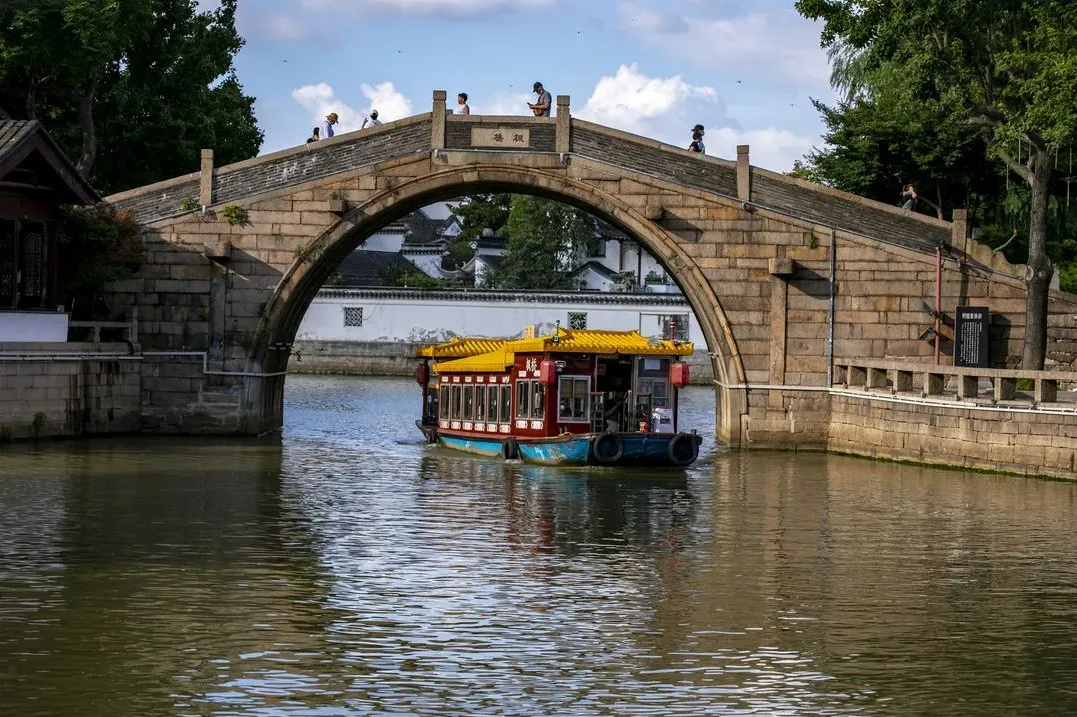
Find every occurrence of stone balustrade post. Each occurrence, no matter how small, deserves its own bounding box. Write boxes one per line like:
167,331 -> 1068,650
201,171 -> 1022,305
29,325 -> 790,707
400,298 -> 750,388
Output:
200,149 -> 214,207
737,145 -> 751,202
951,208 -> 968,253
556,95 -> 571,154
432,90 -> 447,150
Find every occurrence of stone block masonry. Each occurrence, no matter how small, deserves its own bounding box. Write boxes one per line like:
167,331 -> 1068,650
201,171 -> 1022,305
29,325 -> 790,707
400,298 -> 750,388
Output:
828,392 -> 1077,479
0,344 -> 142,440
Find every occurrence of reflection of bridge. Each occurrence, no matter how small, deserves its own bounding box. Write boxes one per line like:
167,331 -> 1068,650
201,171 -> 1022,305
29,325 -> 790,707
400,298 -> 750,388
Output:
104,90 -> 1077,450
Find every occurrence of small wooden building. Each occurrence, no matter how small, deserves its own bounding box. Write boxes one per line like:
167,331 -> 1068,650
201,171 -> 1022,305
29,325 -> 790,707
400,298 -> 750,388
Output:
0,120 -> 99,338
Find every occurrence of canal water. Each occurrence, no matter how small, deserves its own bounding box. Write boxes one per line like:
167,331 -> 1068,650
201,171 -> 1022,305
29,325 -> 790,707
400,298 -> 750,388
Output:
1,376 -> 1076,716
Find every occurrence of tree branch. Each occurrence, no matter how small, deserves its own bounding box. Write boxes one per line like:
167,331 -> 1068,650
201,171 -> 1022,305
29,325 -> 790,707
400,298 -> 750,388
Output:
75,78 -> 98,179
997,146 -> 1031,182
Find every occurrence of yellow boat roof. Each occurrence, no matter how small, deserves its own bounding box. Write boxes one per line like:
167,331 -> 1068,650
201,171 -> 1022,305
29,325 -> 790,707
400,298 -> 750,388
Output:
415,336 -> 508,359
430,329 -> 693,375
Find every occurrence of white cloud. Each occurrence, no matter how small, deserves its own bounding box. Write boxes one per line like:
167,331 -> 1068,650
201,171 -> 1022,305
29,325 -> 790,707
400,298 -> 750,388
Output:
618,3 -> 830,86
573,64 -> 814,171
360,82 -> 414,121
577,63 -> 716,135
707,128 -> 816,173
291,82 -> 413,134
301,0 -> 556,17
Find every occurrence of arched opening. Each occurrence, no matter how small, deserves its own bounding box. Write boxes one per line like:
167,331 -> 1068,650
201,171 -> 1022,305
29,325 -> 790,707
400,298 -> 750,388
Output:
251,165 -> 747,444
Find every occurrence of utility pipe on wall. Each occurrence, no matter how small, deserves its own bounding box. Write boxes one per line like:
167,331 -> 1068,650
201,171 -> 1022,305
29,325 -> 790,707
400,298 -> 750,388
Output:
935,244 -> 942,364
826,229 -> 837,386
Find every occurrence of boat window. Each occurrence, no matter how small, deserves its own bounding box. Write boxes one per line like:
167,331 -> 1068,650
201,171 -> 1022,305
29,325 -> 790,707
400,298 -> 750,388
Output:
531,382 -> 546,419
499,385 -> 512,423
439,386 -> 449,418
451,385 -> 462,419
487,385 -> 500,423
463,385 -> 474,420
515,381 -> 530,419
652,380 -> 669,408
475,385 -> 486,421
559,376 -> 590,421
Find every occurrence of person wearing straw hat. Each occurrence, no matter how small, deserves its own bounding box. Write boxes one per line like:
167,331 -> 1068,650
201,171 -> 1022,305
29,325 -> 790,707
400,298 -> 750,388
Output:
320,112 -> 339,140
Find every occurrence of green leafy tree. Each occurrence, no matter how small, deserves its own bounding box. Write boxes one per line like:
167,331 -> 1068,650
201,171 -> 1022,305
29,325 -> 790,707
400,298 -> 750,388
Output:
796,0 -> 1077,368
491,196 -> 595,290
451,194 -> 512,241
0,0 -> 261,193
56,204 -> 143,308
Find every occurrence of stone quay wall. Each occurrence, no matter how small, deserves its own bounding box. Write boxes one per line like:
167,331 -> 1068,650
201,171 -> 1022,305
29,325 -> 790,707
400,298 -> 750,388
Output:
827,392 -> 1077,479
0,343 -> 142,440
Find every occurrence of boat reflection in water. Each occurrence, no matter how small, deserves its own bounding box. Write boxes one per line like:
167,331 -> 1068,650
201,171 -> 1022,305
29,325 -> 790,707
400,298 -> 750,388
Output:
414,326 -> 703,468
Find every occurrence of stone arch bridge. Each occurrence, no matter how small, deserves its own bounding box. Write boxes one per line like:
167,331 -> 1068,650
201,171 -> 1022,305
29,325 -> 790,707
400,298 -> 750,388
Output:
103,91 -> 1077,447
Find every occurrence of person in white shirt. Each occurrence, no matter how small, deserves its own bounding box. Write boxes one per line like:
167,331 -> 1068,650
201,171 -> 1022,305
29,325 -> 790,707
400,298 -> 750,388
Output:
457,93 -> 470,115
319,112 -> 338,140
361,110 -> 382,129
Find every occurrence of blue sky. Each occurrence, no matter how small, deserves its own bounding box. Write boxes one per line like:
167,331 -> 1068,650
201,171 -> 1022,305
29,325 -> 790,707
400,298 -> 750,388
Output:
224,0 -> 836,171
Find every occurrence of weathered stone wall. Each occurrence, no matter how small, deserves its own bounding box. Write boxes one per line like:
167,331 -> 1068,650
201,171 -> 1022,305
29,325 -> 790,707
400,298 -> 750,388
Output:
828,392 -> 1077,479
0,343 -> 142,440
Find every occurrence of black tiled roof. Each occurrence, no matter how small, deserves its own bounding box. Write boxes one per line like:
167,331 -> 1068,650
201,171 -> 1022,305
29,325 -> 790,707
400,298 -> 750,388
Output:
0,119 -> 99,204
334,250 -> 421,287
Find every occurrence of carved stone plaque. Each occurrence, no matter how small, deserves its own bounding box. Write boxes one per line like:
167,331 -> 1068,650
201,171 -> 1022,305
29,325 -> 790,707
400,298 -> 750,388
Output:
471,127 -> 530,149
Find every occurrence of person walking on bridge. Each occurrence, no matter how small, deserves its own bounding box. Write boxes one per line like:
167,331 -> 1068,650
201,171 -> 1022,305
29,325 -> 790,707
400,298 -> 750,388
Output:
457,93 -> 471,115
320,112 -> 338,140
362,110 -> 382,129
529,82 -> 552,117
688,125 -> 706,154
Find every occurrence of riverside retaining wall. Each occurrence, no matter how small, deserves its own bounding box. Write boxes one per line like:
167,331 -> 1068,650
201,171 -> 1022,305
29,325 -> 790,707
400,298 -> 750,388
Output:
0,343 -> 142,440
828,391 -> 1077,479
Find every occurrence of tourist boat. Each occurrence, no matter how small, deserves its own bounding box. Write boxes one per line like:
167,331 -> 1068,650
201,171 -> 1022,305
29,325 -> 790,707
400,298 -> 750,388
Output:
414,327 -> 702,468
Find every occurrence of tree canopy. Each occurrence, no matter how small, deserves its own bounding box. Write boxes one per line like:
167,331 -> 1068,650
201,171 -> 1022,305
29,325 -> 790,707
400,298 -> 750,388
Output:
0,0 -> 262,194
796,0 -> 1077,368
483,196 -> 596,290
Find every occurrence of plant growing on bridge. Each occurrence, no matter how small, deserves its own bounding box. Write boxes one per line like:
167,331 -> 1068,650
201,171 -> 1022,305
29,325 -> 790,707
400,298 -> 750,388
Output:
219,204 -> 247,226
796,0 -> 1077,369
179,198 -> 200,213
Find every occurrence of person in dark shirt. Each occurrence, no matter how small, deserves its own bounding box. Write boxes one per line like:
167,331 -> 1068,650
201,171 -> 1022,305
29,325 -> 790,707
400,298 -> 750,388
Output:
901,183 -> 918,210
688,128 -> 705,154
529,82 -> 552,117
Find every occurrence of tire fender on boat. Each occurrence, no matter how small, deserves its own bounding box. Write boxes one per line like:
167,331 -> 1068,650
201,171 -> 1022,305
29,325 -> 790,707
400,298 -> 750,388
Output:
591,433 -> 624,464
502,437 -> 519,460
667,432 -> 699,467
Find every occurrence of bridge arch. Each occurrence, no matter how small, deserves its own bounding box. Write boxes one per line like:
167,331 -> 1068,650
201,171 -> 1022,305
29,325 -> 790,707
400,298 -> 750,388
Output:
252,163 -> 748,443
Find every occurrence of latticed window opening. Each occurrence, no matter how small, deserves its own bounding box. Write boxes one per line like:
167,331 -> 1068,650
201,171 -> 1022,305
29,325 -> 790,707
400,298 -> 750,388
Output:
568,312 -> 587,330
343,306 -> 364,327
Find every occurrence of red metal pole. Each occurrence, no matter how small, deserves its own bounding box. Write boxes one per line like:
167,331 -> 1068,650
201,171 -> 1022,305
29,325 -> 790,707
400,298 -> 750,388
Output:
934,246 -> 942,364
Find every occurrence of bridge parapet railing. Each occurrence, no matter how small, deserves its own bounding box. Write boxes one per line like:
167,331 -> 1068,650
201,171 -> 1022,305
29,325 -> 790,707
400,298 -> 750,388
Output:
833,358 -> 1077,409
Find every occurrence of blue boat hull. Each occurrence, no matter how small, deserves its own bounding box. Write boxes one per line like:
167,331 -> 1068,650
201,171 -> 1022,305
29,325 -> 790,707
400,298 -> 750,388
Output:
438,433 -> 505,459
425,428 -> 701,468
519,432 -> 699,468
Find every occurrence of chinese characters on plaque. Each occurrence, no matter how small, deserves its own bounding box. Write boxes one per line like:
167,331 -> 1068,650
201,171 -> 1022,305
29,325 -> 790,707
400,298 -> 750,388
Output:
525,358 -> 539,372
954,305 -> 990,368
471,127 -> 531,148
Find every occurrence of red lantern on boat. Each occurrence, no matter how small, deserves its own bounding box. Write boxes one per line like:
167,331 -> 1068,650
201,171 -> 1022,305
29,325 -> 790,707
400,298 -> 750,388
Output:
414,362 -> 430,387
670,361 -> 690,388
539,358 -> 559,385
